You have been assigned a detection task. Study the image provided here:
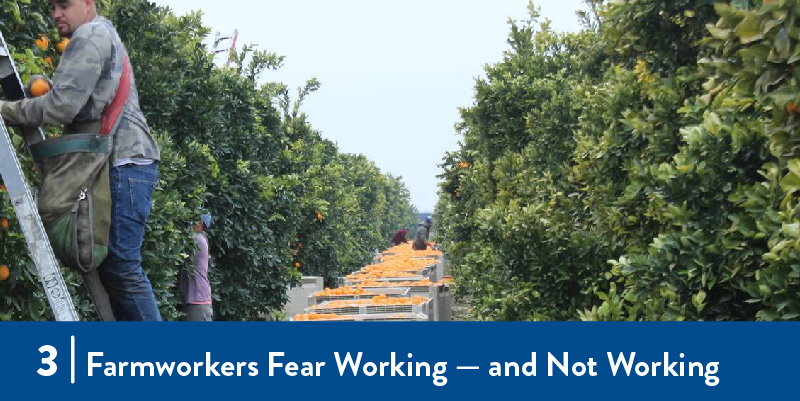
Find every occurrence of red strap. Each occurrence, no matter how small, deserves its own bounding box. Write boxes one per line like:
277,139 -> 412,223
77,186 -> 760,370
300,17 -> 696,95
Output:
100,54 -> 132,135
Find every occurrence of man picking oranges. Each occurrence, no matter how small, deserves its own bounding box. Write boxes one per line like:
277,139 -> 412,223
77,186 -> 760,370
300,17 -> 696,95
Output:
0,0 -> 162,321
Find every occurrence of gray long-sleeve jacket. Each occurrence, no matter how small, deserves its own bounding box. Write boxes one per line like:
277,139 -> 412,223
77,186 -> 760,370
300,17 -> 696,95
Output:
1,16 -> 160,165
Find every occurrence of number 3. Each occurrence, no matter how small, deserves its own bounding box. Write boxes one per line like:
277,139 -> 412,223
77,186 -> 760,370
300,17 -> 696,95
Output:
38,345 -> 57,376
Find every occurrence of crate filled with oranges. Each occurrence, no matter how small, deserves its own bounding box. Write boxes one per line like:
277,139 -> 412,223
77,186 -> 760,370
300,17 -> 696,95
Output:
307,295 -> 432,317
307,286 -> 410,307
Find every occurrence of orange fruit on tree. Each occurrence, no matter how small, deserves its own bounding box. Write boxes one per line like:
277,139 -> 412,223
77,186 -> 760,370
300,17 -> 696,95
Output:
295,262 -> 301,268
30,78 -> 51,97
56,38 -> 70,53
0,217 -> 8,230
34,36 -> 50,51
43,56 -> 53,67
0,265 -> 9,281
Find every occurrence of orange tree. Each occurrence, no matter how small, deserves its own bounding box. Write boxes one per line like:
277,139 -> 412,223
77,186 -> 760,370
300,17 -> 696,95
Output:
437,0 -> 799,321
106,0 -> 419,319
436,3 -> 609,320
274,96 -> 418,286
1,0 -> 418,320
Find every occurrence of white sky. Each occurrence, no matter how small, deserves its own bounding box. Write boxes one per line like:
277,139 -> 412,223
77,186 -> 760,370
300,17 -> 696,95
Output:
151,0 -> 585,212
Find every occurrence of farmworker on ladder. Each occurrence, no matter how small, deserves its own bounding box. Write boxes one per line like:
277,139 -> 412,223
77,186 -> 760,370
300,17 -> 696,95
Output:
0,0 -> 162,320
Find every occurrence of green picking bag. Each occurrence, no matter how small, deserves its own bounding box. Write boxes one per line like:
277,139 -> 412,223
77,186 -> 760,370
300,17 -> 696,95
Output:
31,133 -> 112,273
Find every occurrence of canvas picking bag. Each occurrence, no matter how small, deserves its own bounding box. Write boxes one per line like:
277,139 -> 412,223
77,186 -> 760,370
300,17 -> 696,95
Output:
29,55 -> 132,273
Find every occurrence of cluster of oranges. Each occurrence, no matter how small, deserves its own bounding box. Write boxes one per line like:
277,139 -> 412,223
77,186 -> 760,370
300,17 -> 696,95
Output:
314,287 -> 374,297
370,295 -> 428,306
346,271 -> 418,282
295,313 -> 423,321
313,295 -> 428,309
296,242 -> 444,320
312,299 -> 375,308
293,313 -> 349,321
361,257 -> 437,272
34,35 -> 70,53
342,244 -> 440,284
357,279 -> 440,288
28,35 -> 72,97
382,242 -> 442,259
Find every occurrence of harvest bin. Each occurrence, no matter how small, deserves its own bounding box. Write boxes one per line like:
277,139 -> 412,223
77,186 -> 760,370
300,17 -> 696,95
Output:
291,313 -> 429,322
306,299 -> 432,319
281,276 -> 324,319
432,284 -> 451,322
307,287 -> 410,307
410,255 -> 444,282
342,275 -> 428,287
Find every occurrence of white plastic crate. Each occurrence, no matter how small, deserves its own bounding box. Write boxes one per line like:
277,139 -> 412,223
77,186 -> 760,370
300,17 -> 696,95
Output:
291,313 -> 428,322
307,299 -> 432,317
357,313 -> 429,321
410,257 -> 443,281
307,287 -> 410,307
343,275 -> 428,287
357,284 -> 434,296
371,275 -> 428,283
345,269 -> 429,283
409,285 -> 435,295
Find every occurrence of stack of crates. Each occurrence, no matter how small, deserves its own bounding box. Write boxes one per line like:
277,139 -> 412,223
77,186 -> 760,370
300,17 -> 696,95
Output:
307,298 -> 433,320
307,287 -> 410,307
292,242 -> 450,322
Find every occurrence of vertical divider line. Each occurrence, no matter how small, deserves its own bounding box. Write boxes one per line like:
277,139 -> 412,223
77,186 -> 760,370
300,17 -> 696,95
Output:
71,335 -> 75,384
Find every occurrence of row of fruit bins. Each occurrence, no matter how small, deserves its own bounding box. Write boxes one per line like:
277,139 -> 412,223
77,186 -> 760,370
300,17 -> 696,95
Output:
294,243 -> 450,322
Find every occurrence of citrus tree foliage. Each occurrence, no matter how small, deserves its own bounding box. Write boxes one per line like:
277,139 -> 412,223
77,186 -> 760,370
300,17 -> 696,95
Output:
437,0 -> 799,321
1,0 -> 417,320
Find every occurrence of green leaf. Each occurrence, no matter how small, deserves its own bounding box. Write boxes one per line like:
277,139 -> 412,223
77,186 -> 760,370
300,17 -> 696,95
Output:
779,170 -> 800,194
781,223 -> 800,239
788,159 -> 800,177
769,84 -> 796,106
774,28 -> 792,59
707,25 -> 732,40
735,15 -> 765,44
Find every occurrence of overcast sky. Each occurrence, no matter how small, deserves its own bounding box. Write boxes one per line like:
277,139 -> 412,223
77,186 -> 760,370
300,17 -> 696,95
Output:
151,0 -> 585,212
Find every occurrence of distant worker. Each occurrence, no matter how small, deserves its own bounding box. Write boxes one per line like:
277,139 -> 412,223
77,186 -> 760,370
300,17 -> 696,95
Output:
391,227 -> 409,246
178,213 -> 213,321
412,217 -> 435,251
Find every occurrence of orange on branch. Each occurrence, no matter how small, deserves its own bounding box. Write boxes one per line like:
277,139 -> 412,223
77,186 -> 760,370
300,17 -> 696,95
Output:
34,36 -> 50,51
56,38 -> 70,53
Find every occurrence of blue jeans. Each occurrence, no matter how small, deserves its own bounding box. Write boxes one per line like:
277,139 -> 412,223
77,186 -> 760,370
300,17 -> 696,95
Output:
98,163 -> 162,321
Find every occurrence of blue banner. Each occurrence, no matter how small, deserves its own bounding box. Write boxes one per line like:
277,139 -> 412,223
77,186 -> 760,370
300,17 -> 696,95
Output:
0,322 -> 795,400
